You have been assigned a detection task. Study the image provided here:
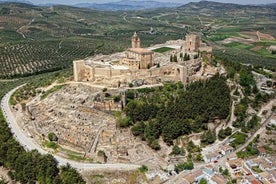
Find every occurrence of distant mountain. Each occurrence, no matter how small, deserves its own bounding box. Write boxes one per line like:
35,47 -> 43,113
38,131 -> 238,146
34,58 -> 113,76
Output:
0,0 -> 32,4
179,1 -> 248,10
74,0 -> 183,11
262,3 -> 276,8
177,0 -> 276,17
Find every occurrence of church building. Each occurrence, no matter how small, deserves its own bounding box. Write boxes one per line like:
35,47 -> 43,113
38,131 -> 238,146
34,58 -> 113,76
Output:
120,32 -> 154,69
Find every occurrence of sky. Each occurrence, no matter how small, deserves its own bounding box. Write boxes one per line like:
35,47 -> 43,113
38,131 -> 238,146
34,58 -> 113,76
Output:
27,0 -> 276,5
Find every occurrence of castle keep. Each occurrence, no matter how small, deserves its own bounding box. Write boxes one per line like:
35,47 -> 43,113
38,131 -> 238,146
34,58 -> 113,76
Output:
73,33 -> 212,87
185,34 -> 201,52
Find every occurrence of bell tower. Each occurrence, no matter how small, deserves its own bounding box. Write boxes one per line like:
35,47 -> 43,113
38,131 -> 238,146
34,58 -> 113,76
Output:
131,32 -> 140,48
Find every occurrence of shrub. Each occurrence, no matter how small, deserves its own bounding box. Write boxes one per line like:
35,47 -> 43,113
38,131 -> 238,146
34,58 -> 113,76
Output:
48,132 -> 58,142
138,165 -> 148,173
117,116 -> 132,128
174,161 -> 194,173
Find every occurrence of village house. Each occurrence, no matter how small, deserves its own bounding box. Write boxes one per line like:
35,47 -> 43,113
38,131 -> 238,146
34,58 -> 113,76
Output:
226,158 -> 244,178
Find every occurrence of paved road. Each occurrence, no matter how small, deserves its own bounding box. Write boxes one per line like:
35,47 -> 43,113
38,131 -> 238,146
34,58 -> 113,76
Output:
1,85 -> 140,171
236,112 -> 274,153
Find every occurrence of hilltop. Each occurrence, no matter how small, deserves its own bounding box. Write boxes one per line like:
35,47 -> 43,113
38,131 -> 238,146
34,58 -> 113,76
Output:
74,0 -> 183,11
0,1 -> 275,78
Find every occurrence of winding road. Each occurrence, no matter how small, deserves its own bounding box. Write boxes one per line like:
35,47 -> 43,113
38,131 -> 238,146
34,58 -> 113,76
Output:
0,85 -> 140,171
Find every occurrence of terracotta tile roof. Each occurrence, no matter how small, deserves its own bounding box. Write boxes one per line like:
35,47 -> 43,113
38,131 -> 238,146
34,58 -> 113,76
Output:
211,174 -> 227,184
257,147 -> 266,154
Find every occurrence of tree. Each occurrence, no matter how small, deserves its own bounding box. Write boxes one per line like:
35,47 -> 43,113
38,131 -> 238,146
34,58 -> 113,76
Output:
184,53 -> 190,61
222,168 -> 230,177
116,116 -> 132,128
128,83 -> 133,88
171,145 -> 185,155
138,165 -> 148,173
113,95 -> 121,102
149,139 -> 161,150
218,127 -> 232,140
239,71 -> 255,87
124,76 -> 230,148
173,55 -> 178,62
201,130 -> 216,145
48,132 -> 58,142
224,127 -> 232,136
60,164 -> 85,184
174,161 -> 194,173
0,180 -> 6,184
199,178 -> 208,184
187,140 -> 200,153
131,121 -> 146,137
252,85 -> 259,94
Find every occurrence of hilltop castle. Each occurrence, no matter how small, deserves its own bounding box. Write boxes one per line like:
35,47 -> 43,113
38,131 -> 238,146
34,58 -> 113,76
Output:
73,33 -> 212,88
120,32 -> 154,70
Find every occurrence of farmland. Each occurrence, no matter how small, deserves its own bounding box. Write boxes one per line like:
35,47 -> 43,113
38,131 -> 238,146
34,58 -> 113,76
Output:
0,1 -> 275,78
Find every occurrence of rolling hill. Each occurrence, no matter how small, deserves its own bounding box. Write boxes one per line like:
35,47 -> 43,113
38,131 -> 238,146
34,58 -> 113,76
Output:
74,0 -> 183,11
0,1 -> 275,78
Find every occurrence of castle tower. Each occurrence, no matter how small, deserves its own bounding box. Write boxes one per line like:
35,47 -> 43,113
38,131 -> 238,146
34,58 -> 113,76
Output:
131,32 -> 140,48
185,34 -> 201,52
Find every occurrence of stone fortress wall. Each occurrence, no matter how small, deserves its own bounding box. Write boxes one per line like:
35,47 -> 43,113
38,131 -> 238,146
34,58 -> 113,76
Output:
73,33 -> 212,87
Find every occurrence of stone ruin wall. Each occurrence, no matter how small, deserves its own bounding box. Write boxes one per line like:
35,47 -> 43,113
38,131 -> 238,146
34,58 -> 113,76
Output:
94,100 -> 122,111
74,59 -> 203,86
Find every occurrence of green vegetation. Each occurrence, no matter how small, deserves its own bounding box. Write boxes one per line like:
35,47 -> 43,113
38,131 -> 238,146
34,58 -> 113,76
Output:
199,178 -> 208,184
222,168 -> 230,177
186,140 -> 201,153
138,165 -> 148,173
0,40 -> 93,78
171,145 -> 185,156
252,166 -> 262,173
153,47 -> 174,53
0,1 -> 275,182
237,135 -> 259,158
67,154 -> 87,162
224,42 -> 253,50
0,70 -> 86,183
174,161 -> 194,173
126,75 -> 230,146
230,132 -> 247,148
97,150 -> 107,163
10,69 -> 71,105
246,115 -> 261,131
0,1 -> 274,80
41,85 -> 64,100
219,167 -> 230,177
183,53 -> 190,61
44,141 -> 58,150
0,3 -> 184,79
116,116 -> 132,128
214,48 -> 276,69
201,130 -> 216,146
0,109 -> 85,183
48,132 -> 58,142
60,164 -> 86,184
218,127 -> 232,140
